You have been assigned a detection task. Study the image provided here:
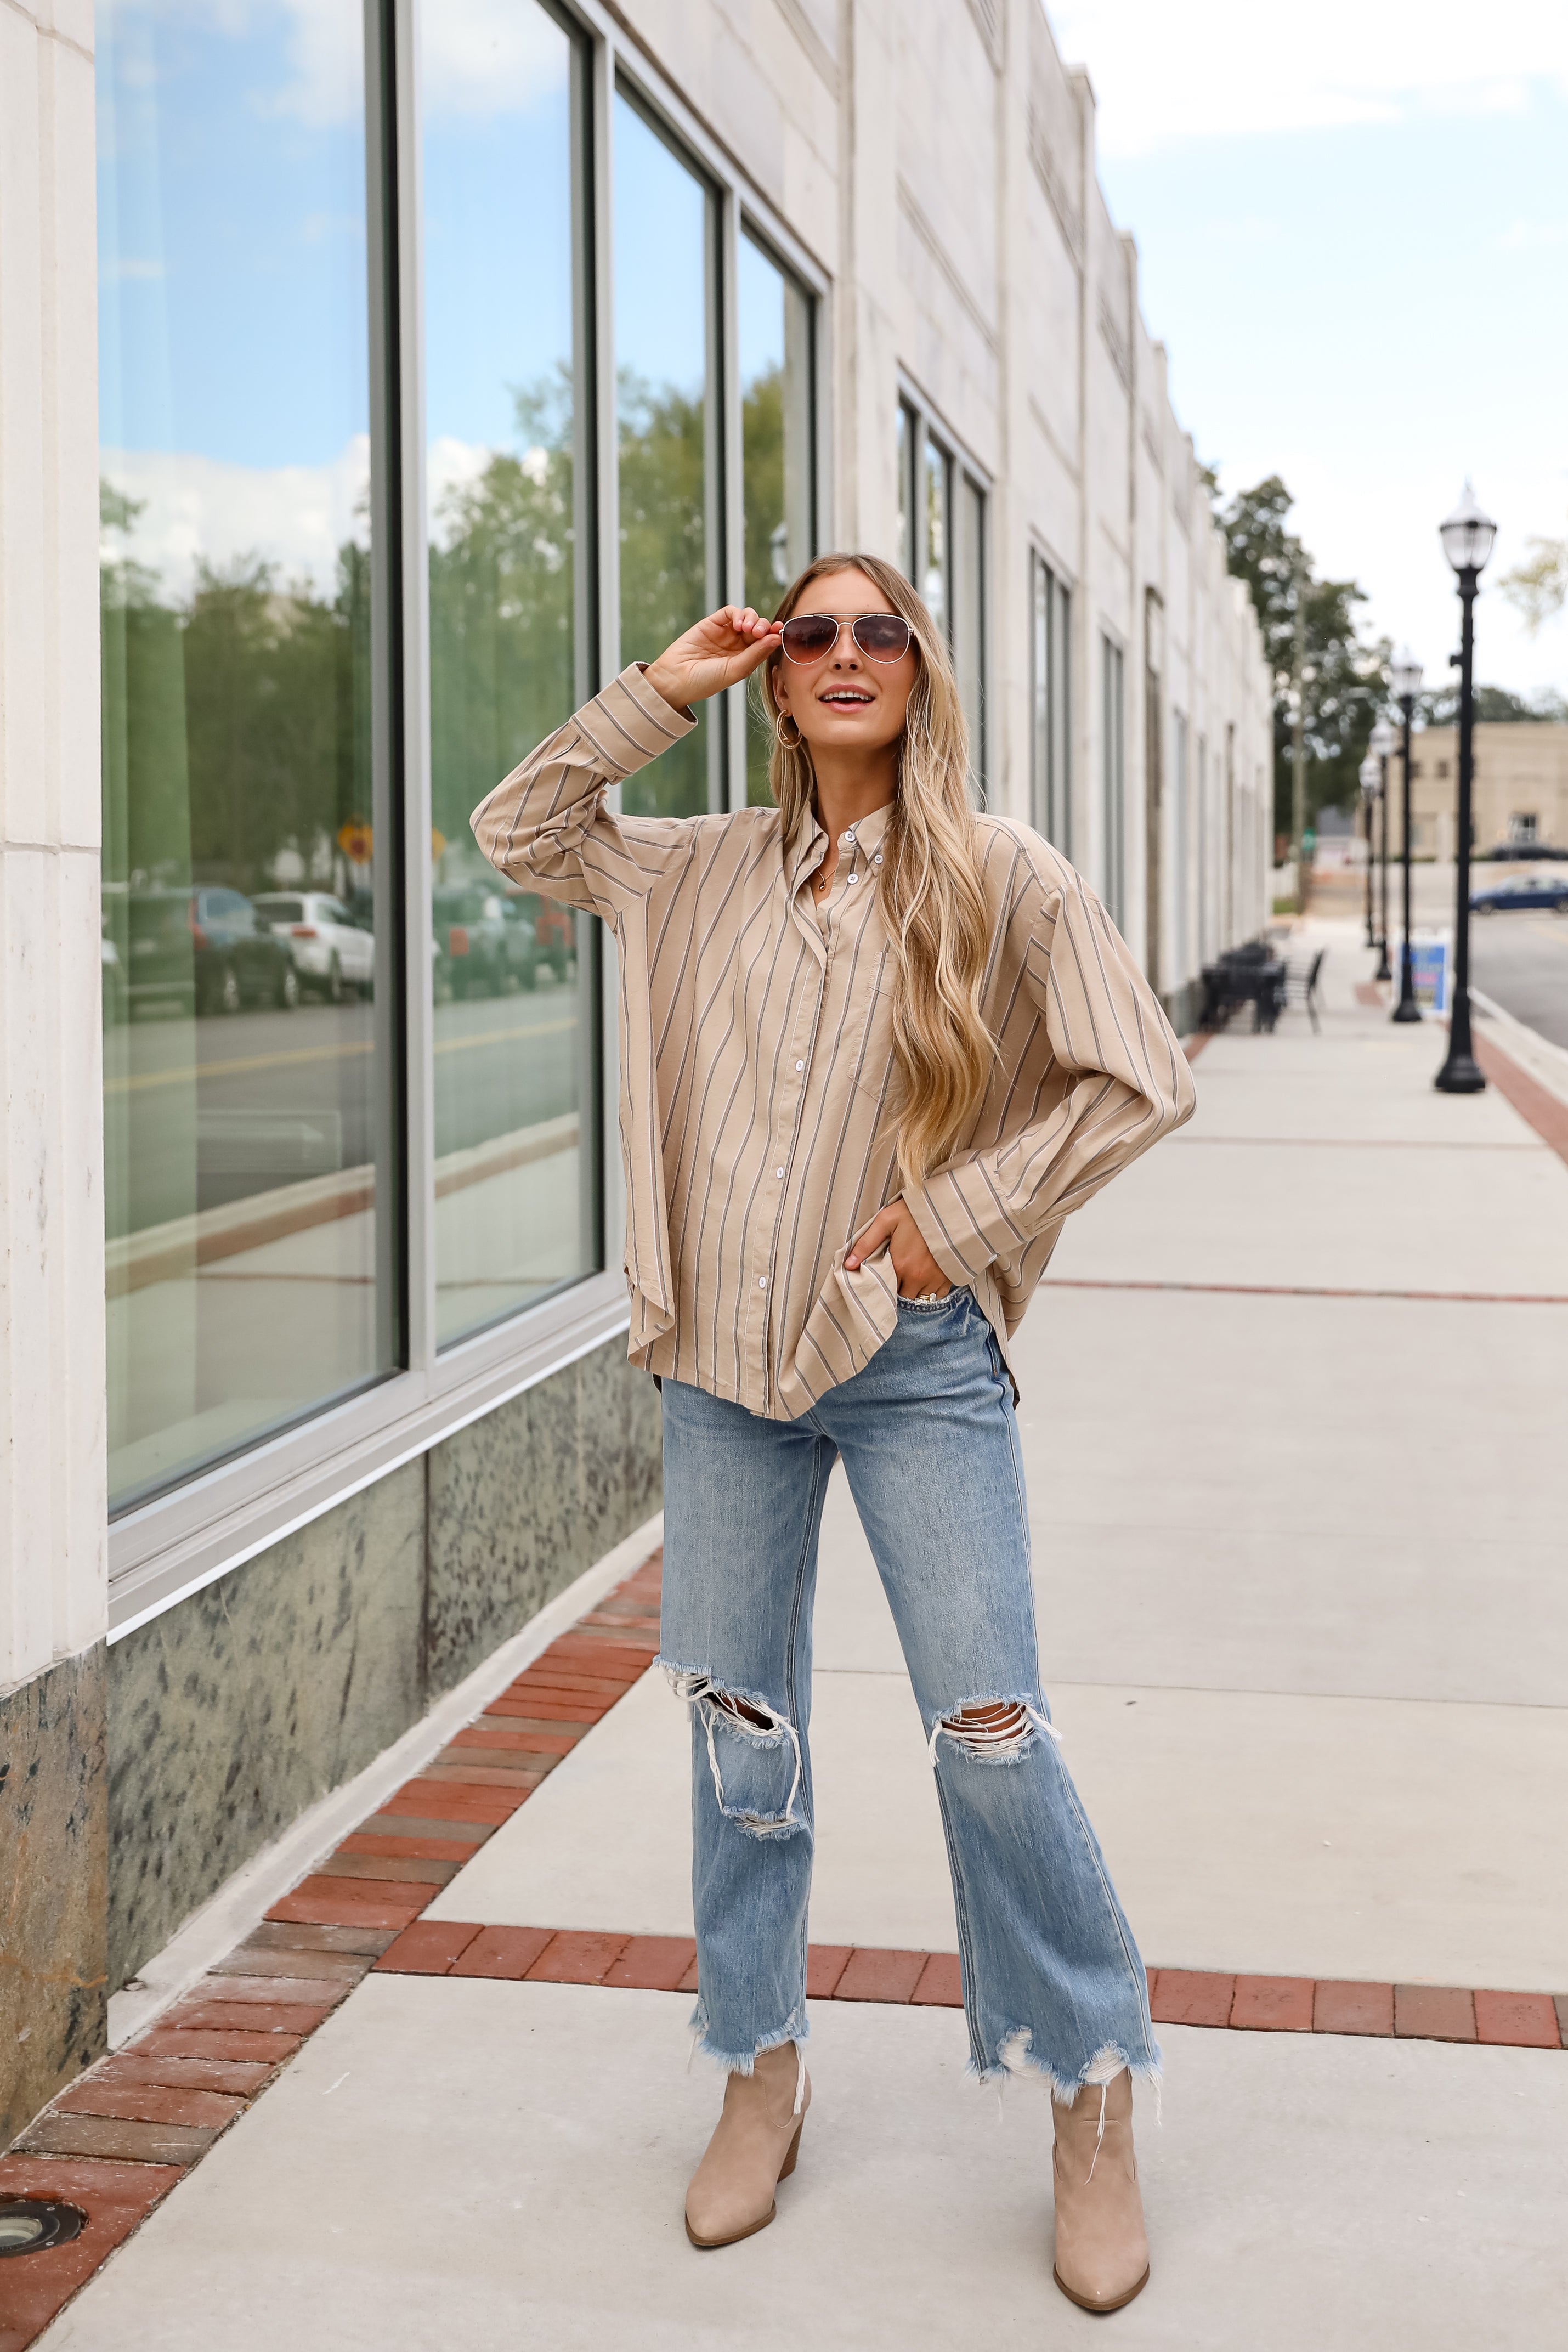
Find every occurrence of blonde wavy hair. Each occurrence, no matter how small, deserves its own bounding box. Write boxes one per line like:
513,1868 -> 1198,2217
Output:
758,552 -> 994,1181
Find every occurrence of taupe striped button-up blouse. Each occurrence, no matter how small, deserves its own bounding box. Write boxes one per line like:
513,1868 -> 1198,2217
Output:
472,663 -> 1195,1418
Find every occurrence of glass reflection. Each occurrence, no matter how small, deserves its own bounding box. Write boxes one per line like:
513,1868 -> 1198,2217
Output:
614,96 -> 716,819
955,473 -> 985,798
924,438 -> 949,634
738,234 -> 814,805
98,0 -> 388,1511
423,0 -> 598,1345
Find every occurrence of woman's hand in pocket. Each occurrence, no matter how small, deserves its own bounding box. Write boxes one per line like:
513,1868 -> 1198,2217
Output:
846,1199 -> 951,1299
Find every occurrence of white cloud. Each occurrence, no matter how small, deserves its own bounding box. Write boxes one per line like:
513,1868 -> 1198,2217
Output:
101,437 -> 370,602
1497,219 -> 1568,250
1046,0 -> 1568,155
266,0 -> 567,126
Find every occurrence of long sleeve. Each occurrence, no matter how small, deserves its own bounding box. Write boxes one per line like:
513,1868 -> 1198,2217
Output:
471,664 -> 698,920
903,836 -> 1196,1288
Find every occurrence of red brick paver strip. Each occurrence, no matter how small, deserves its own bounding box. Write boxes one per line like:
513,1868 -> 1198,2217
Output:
603,1937 -> 699,1992
911,1952 -> 965,2007
15,2114 -> 218,2167
1474,1033 -> 1568,1166
1230,1975 -> 1315,2032
379,1782 -> 524,1824
248,1920 -> 398,1955
372,1920 -> 484,1975
135,2027 -> 307,2063
336,1834 -> 479,1865
94,2053 -> 274,2095
267,1883 -> 427,1931
834,1948 -> 927,2003
1312,1980 -> 1394,2036
465,1725 -> 577,1754
53,2080 -> 245,2131
1395,1984 -> 1476,2042
0,2155 -> 182,2352
1556,1995 -> 1568,2049
1474,1989 -> 1561,2048
421,1760 -> 546,1788
805,1944 -> 853,1998
525,1930 -> 630,1985
358,1812 -> 494,1843
451,1926 -> 558,1980
194,1972 -> 350,2007
165,1999 -> 333,2036
1150,1970 -> 1237,2028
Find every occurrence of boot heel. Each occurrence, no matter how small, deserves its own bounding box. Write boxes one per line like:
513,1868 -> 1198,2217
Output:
778,2117 -> 804,2181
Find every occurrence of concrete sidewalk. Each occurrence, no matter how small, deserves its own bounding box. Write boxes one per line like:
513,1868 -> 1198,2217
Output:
39,921 -> 1568,2347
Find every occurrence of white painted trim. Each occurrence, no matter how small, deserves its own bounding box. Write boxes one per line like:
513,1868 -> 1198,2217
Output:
106,1508 -> 664,2049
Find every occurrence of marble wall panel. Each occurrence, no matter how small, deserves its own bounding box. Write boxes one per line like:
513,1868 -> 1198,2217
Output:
0,1644 -> 107,2147
424,1339 -> 662,1698
107,1462 -> 425,1986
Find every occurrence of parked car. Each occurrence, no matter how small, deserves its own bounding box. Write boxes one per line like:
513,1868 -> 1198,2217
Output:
504,887 -> 574,981
126,886 -> 299,1014
1470,870 -> 1568,914
253,891 -> 375,1002
1480,841 -> 1568,861
432,884 -> 537,997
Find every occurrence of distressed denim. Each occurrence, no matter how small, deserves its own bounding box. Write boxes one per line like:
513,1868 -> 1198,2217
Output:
657,1287 -> 1161,2094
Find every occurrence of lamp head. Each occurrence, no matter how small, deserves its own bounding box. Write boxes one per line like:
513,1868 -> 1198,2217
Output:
1390,647 -> 1423,703
1439,480 -> 1497,576
1358,756 -> 1380,801
1368,718 -> 1397,757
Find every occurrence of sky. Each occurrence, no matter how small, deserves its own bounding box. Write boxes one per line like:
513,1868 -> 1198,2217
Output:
1048,0 -> 1568,700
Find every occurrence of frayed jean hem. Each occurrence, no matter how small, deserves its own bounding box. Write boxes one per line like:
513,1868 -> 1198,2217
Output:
968,2027 -> 1164,2104
688,2002 -> 808,2076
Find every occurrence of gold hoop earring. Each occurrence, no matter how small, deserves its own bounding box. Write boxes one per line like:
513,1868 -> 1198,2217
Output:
774,712 -> 802,751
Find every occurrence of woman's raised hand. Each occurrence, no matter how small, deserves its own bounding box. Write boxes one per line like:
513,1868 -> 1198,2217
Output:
646,607 -> 782,713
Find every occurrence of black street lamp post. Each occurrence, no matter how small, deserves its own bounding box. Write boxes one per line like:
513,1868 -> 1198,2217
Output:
1434,482 -> 1497,1094
1390,648 -> 1423,1022
1358,755 -> 1379,949
1369,716 -> 1395,981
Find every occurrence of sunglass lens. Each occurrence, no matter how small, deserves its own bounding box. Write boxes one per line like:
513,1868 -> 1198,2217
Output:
780,614 -> 838,660
854,616 -> 912,660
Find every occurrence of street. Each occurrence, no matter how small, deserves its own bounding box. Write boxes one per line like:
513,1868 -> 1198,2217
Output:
1470,907 -> 1568,1048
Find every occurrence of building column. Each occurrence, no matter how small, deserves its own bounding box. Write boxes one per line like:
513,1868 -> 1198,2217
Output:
0,0 -> 109,2144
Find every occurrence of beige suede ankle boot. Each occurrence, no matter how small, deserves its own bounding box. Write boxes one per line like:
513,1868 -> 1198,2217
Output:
1050,2067 -> 1150,2313
684,2041 -> 810,2249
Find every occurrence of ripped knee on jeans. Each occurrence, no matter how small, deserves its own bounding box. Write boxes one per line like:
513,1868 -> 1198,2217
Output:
927,1696 -> 1063,1767
663,1667 -> 805,1838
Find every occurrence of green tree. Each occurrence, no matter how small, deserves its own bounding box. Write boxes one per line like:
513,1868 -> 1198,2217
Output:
427,371 -> 577,844
616,368 -> 710,819
1214,474 -> 1389,838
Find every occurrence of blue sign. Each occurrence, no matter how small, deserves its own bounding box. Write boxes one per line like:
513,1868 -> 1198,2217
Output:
1405,935 -> 1451,1016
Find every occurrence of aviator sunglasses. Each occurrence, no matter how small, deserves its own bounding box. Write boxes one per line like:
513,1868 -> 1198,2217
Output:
779,611 -> 915,664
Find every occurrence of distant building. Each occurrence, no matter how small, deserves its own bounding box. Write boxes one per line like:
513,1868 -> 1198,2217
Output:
1387,723 -> 1568,857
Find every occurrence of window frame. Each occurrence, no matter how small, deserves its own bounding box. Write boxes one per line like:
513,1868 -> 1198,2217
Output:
896,377 -> 990,799
1029,545 -> 1072,855
105,0 -> 828,1638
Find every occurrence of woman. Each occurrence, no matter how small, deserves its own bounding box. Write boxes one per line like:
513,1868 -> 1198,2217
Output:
472,553 -> 1193,2313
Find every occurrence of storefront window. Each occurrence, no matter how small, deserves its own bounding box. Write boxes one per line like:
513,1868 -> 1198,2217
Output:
98,0 -> 392,1509
423,0 -> 599,1345
1032,555 -> 1072,854
614,96 -> 717,818
954,474 -> 986,801
737,233 -> 814,804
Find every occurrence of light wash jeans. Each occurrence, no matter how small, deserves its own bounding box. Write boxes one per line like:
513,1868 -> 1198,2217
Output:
657,1286 -> 1161,2094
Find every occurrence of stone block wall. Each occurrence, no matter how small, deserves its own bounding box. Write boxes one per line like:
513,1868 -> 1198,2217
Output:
106,1336 -> 660,1993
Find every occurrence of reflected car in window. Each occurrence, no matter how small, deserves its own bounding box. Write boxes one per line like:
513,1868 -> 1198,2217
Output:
433,884 -> 538,997
1470,871 -> 1568,913
503,888 -> 574,982
124,887 -> 301,1015
253,892 -> 375,1002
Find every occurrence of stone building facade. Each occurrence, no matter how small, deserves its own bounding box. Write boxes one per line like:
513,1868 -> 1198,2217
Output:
2,0 -> 1268,2144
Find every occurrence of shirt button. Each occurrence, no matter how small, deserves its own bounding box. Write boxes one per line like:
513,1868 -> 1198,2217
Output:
795,1060 -> 804,1071
873,852 -> 882,867
775,1167 -> 785,1179
845,872 -> 857,885
758,1275 -> 767,1289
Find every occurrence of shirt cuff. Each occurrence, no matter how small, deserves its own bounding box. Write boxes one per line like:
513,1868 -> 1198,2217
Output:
902,1167 -> 1000,1288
